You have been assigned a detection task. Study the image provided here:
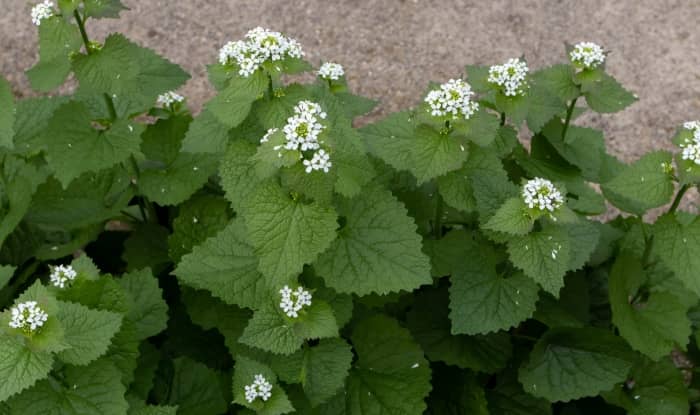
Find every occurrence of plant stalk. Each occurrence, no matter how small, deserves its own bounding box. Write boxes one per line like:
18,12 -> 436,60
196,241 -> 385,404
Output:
73,10 -> 92,55
668,184 -> 690,214
561,97 -> 578,142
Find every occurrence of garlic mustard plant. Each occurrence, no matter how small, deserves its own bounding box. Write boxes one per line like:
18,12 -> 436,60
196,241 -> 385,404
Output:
49,264 -> 77,288
424,79 -> 479,119
318,62 -> 345,80
279,285 -> 312,318
244,374 -> 273,403
569,41 -> 606,69
30,1 -> 54,26
218,27 -> 304,77
8,301 -> 48,333
522,177 -> 564,212
488,58 -> 529,97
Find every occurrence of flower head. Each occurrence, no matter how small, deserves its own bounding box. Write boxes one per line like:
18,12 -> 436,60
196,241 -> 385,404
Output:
683,121 -> 700,137
218,27 -> 304,77
569,42 -> 606,69
424,79 -> 479,120
488,58 -> 529,97
157,91 -> 185,107
279,285 -> 312,318
522,177 -> 564,212
272,101 -> 332,174
8,301 -> 49,333
244,374 -> 273,403
31,1 -> 54,26
318,62 -> 345,81
679,121 -> 700,165
49,264 -> 77,289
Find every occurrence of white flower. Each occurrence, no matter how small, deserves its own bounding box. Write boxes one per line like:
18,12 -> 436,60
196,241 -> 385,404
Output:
569,42 -> 606,69
31,1 -> 53,26
244,374 -> 273,403
259,128 -> 279,144
424,79 -> 479,120
683,121 -> 700,134
218,27 -> 304,77
157,91 -> 185,107
488,58 -> 529,97
8,301 -> 49,333
522,177 -> 564,212
303,149 -> 332,173
279,285 -> 312,318
318,62 -> 345,81
49,264 -> 77,289
682,142 -> 700,166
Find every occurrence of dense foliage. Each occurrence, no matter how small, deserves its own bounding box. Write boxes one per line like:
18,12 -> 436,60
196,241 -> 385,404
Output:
1,1 -> 700,414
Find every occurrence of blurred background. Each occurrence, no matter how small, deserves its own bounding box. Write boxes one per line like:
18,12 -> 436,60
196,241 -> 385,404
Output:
2,0 -> 700,163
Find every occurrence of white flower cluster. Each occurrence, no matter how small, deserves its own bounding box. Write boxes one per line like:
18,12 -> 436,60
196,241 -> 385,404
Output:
279,285 -> 312,318
157,91 -> 185,107
680,121 -> 700,166
31,1 -> 54,26
218,27 -> 304,77
273,101 -> 332,174
318,62 -> 345,81
522,177 -> 564,212
424,79 -> 479,120
259,128 -> 278,144
8,301 -> 49,333
50,264 -> 77,289
569,42 -> 606,69
488,58 -> 529,97
244,374 -> 273,403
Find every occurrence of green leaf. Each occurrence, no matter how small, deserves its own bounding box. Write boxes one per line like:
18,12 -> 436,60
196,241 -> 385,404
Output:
26,17 -> 82,92
483,197 -> 534,235
408,287 -> 513,373
0,157 -> 48,246
122,224 -> 170,274
0,335 -> 53,402
233,356 -> 294,415
345,315 -> 432,415
42,101 -> 144,187
5,282 -> 66,353
0,265 -> 15,291
507,225 -> 571,296
583,73 -> 637,113
73,34 -> 189,111
426,368 -> 489,415
181,109 -> 232,154
533,273 -> 590,328
168,194 -> 231,262
449,242 -> 539,335
525,84 -> 565,133
6,359 -> 128,415
84,0 -> 128,18
0,77 -> 13,148
129,406 -> 179,415
541,121 -> 606,182
532,64 -> 579,102
165,357 -> 228,415
609,254 -> 690,360
205,71 -> 267,127
602,356 -> 689,415
55,300 -> 122,366
11,96 -> 69,156
243,181 -> 338,281
487,377 -> 552,415
174,219 -> 270,309
239,301 -> 338,355
518,327 -> 635,402
301,338 -> 353,407
315,185 -> 431,295
119,268 -> 168,340
219,140 -> 261,212
602,151 -> 674,215
654,214 -> 700,296
563,220 -> 600,272
453,110 -> 500,147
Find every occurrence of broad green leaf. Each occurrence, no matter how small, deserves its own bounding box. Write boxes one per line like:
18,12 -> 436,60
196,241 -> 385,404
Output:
525,84 -> 565,133
55,300 -> 122,366
168,193 -> 231,262
301,338 -> 353,407
426,368 -> 489,415
6,359 -> 128,415
11,96 -> 69,156
26,17 -> 82,92
165,357 -> 228,415
73,34 -> 189,111
449,242 -> 539,335
0,265 -> 15,291
507,225 -> 571,296
122,224 -> 170,273
243,181 -> 338,281
602,151 -> 674,215
563,219 -> 600,271
518,327 -> 635,402
239,302 -> 338,355
408,287 -> 513,373
0,157 -> 48,246
602,357 -> 689,415
315,185 -> 430,295
58,276 -> 129,314
464,65 -> 491,93
119,268 -> 168,340
5,282 -> 65,354
0,77 -> 13,148
483,197 -> 534,235
129,406 -> 178,415
129,342 -> 161,401
609,254 -> 690,360
542,120 -> 606,182
104,320 -> 141,386
43,101 -> 144,187
219,139 -> 261,212
533,272 -> 590,328
233,356 -> 294,415
531,64 -> 579,102
174,219 -> 270,309
345,315 -> 431,415
181,109 -> 232,154
205,70 -> 267,127
654,214 -> 700,296
453,110 -> 500,147
326,124 -> 375,198
583,73 -> 637,113
0,336 -> 53,402
487,377 -> 552,415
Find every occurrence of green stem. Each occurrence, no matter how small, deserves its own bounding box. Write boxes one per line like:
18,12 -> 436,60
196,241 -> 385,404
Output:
668,184 -> 690,214
500,112 -> 506,126
561,97 -> 578,142
73,10 -> 92,55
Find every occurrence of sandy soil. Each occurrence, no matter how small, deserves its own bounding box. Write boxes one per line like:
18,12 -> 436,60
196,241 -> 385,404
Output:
2,0 -> 699,210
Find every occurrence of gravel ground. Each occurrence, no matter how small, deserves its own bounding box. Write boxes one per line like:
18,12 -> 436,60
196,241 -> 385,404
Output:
2,0 -> 699,210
